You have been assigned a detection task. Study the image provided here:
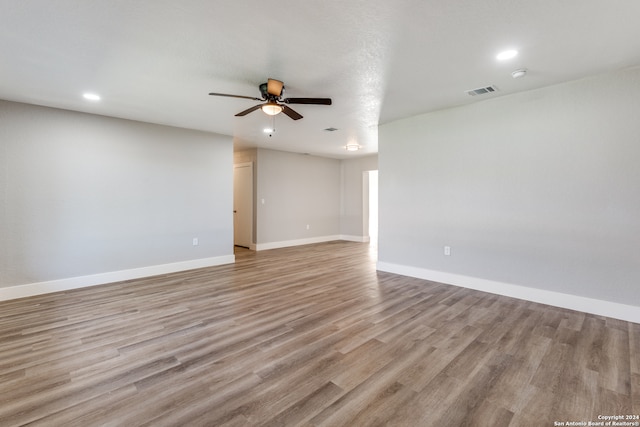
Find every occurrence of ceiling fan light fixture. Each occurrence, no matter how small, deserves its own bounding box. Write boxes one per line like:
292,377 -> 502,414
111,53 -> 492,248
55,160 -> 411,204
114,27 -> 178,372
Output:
261,102 -> 283,116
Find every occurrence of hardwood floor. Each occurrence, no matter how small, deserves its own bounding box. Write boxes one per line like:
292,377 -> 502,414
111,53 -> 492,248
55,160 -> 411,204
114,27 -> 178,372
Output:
0,241 -> 637,426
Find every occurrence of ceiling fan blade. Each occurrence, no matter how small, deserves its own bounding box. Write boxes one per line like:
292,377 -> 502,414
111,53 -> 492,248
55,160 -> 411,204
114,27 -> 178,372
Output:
267,79 -> 284,96
282,105 -> 303,120
235,104 -> 263,117
209,92 -> 262,101
284,97 -> 332,105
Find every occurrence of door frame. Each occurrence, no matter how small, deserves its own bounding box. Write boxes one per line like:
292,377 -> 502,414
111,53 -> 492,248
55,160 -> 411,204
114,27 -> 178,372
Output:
233,162 -> 255,249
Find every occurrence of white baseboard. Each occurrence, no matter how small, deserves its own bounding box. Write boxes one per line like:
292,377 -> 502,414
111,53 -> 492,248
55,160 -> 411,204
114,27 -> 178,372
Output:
255,235 -> 342,251
340,235 -> 371,243
376,261 -> 640,324
0,254 -> 235,301
254,235 -> 371,251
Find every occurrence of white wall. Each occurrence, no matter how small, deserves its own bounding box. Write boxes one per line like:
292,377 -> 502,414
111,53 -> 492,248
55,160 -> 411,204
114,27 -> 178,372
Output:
340,155 -> 378,239
255,148 -> 341,248
378,67 -> 640,321
0,100 -> 234,297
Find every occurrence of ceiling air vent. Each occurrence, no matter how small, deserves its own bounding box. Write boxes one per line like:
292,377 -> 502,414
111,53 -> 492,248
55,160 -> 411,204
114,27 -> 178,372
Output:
465,85 -> 499,97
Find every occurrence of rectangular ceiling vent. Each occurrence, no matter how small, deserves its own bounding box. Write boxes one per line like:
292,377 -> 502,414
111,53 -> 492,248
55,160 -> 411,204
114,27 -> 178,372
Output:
465,85 -> 499,97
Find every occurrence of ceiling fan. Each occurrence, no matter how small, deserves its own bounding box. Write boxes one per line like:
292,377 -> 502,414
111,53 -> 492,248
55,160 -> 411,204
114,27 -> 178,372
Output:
208,78 -> 331,120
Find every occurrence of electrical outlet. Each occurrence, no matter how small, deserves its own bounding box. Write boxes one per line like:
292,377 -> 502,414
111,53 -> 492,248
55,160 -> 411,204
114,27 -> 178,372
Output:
444,246 -> 451,256
193,238 -> 199,246
306,224 -> 310,230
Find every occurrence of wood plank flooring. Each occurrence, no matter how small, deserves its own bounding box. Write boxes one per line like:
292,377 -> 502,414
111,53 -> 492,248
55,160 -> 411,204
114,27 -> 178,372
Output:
0,241 -> 637,426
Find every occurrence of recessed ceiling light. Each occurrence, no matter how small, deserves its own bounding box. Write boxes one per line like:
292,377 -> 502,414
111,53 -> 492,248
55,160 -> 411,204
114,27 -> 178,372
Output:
263,128 -> 274,133
83,93 -> 101,101
345,144 -> 360,152
496,50 -> 518,61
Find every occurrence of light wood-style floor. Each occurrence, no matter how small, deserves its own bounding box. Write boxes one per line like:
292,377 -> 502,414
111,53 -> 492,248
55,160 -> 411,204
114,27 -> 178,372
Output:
1,241 -> 638,426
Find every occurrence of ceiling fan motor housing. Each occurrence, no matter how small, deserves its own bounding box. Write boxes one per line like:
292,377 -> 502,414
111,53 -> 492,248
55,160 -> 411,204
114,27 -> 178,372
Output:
260,82 -> 283,100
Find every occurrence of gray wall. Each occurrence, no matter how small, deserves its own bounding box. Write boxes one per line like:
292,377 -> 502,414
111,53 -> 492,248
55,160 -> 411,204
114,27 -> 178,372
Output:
1,100 -> 233,288
340,155 -> 378,238
379,66 -> 640,307
255,148 -> 341,244
234,149 -> 377,247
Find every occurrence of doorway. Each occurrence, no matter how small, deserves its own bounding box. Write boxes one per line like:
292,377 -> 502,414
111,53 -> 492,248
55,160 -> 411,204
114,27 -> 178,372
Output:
233,162 -> 253,248
368,170 -> 378,246
362,170 -> 378,247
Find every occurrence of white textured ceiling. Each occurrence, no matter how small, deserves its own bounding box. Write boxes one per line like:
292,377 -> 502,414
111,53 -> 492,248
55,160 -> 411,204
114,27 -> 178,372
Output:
1,1 -> 640,159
